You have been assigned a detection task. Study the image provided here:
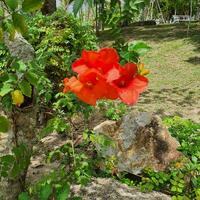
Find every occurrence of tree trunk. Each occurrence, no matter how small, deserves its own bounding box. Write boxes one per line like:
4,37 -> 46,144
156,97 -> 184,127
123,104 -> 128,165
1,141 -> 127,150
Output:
41,0 -> 57,15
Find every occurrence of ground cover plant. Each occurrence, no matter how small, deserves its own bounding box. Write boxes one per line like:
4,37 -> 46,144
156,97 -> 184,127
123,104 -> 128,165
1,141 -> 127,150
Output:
0,0 -> 200,200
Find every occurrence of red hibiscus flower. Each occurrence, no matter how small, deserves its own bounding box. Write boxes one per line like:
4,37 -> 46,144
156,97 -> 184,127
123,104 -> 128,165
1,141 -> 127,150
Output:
64,69 -> 118,105
72,48 -> 119,75
63,48 -> 149,106
111,63 -> 148,105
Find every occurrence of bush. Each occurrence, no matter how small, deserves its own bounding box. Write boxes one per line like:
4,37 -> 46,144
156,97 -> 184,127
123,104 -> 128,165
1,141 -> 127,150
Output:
26,9 -> 97,88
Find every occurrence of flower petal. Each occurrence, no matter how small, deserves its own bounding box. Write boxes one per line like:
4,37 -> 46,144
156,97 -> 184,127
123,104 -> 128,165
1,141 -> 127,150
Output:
72,58 -> 89,74
105,64 -> 121,82
82,50 -> 100,68
99,48 -> 119,64
117,75 -> 148,105
76,87 -> 98,106
64,76 -> 83,93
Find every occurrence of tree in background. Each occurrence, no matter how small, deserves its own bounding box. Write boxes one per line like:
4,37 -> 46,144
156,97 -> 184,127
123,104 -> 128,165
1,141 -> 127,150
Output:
41,0 -> 57,15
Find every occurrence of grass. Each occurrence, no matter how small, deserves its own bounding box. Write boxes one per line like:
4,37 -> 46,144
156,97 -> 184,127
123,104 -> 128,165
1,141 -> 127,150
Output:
100,23 -> 200,123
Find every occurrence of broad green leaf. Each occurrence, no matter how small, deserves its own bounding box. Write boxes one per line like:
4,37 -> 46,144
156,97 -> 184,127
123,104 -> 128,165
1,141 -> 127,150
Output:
18,192 -> 31,200
25,71 -> 38,87
73,0 -> 84,16
0,116 -> 10,133
134,0 -> 145,5
1,94 -> 12,111
129,2 -> 138,11
39,184 -> 52,200
12,13 -> 27,35
0,83 -> 13,97
128,41 -> 151,56
5,0 -> 18,11
15,61 -> 27,72
19,79 -> 32,97
22,0 -> 44,12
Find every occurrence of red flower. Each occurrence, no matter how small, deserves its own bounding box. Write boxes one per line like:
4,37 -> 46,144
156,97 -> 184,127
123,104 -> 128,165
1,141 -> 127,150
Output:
64,48 -> 149,106
63,77 -> 83,93
111,63 -> 148,105
72,48 -> 119,75
63,69 -> 118,105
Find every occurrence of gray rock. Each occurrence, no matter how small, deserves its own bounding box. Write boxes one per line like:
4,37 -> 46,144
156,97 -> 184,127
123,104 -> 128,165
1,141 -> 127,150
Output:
4,33 -> 35,62
70,178 -> 171,200
93,112 -> 182,174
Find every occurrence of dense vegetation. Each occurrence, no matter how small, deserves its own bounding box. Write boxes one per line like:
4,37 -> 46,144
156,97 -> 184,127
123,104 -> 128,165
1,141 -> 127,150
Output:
0,0 -> 199,200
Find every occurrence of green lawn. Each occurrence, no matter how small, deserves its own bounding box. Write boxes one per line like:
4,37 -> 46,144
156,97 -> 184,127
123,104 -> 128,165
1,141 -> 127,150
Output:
100,23 -> 200,123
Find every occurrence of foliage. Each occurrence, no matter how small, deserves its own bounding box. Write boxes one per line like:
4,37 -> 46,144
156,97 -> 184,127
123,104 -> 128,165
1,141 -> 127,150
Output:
0,3 -> 97,199
98,100 -> 128,121
164,116 -> 200,157
26,9 -> 97,86
0,115 -> 10,132
0,0 -> 43,131
121,0 -> 147,26
0,0 -> 43,38
114,40 -> 151,64
19,142 -> 95,199
0,144 -> 31,180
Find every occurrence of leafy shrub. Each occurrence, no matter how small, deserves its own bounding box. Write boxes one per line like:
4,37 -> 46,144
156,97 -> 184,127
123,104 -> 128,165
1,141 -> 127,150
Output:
26,9 -> 97,86
164,116 -> 200,157
98,100 -> 128,121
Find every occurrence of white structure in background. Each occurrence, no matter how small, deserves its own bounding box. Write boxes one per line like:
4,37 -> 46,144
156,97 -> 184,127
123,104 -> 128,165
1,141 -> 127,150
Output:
170,15 -> 192,23
56,0 -> 73,12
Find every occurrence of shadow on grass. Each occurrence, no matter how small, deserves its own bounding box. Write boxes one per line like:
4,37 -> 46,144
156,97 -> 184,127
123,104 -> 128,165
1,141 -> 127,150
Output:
186,56 -> 200,65
141,87 -> 198,107
99,22 -> 200,52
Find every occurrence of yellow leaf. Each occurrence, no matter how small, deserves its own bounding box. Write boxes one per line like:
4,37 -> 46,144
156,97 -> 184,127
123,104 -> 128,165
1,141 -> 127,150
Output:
140,69 -> 150,76
137,63 -> 150,76
11,90 -> 24,107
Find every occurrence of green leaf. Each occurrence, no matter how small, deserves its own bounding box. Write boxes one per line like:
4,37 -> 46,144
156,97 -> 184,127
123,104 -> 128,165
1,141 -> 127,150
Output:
25,71 -> 38,87
86,0 -> 93,7
128,41 -> 151,56
1,94 -> 12,111
12,12 -> 27,35
16,61 -> 27,72
18,192 -> 31,200
19,79 -> 32,98
171,186 -> 177,192
5,0 -> 18,11
22,0 -> 44,12
0,83 -> 13,97
73,0 -> 84,16
0,8 -> 4,17
39,184 -> 52,200
0,116 -> 10,133
56,183 -> 70,200
133,0 -> 145,5
4,20 -> 16,40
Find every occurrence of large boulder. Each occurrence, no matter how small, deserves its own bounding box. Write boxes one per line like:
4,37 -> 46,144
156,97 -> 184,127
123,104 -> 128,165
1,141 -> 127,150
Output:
70,178 -> 171,200
93,112 -> 182,174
